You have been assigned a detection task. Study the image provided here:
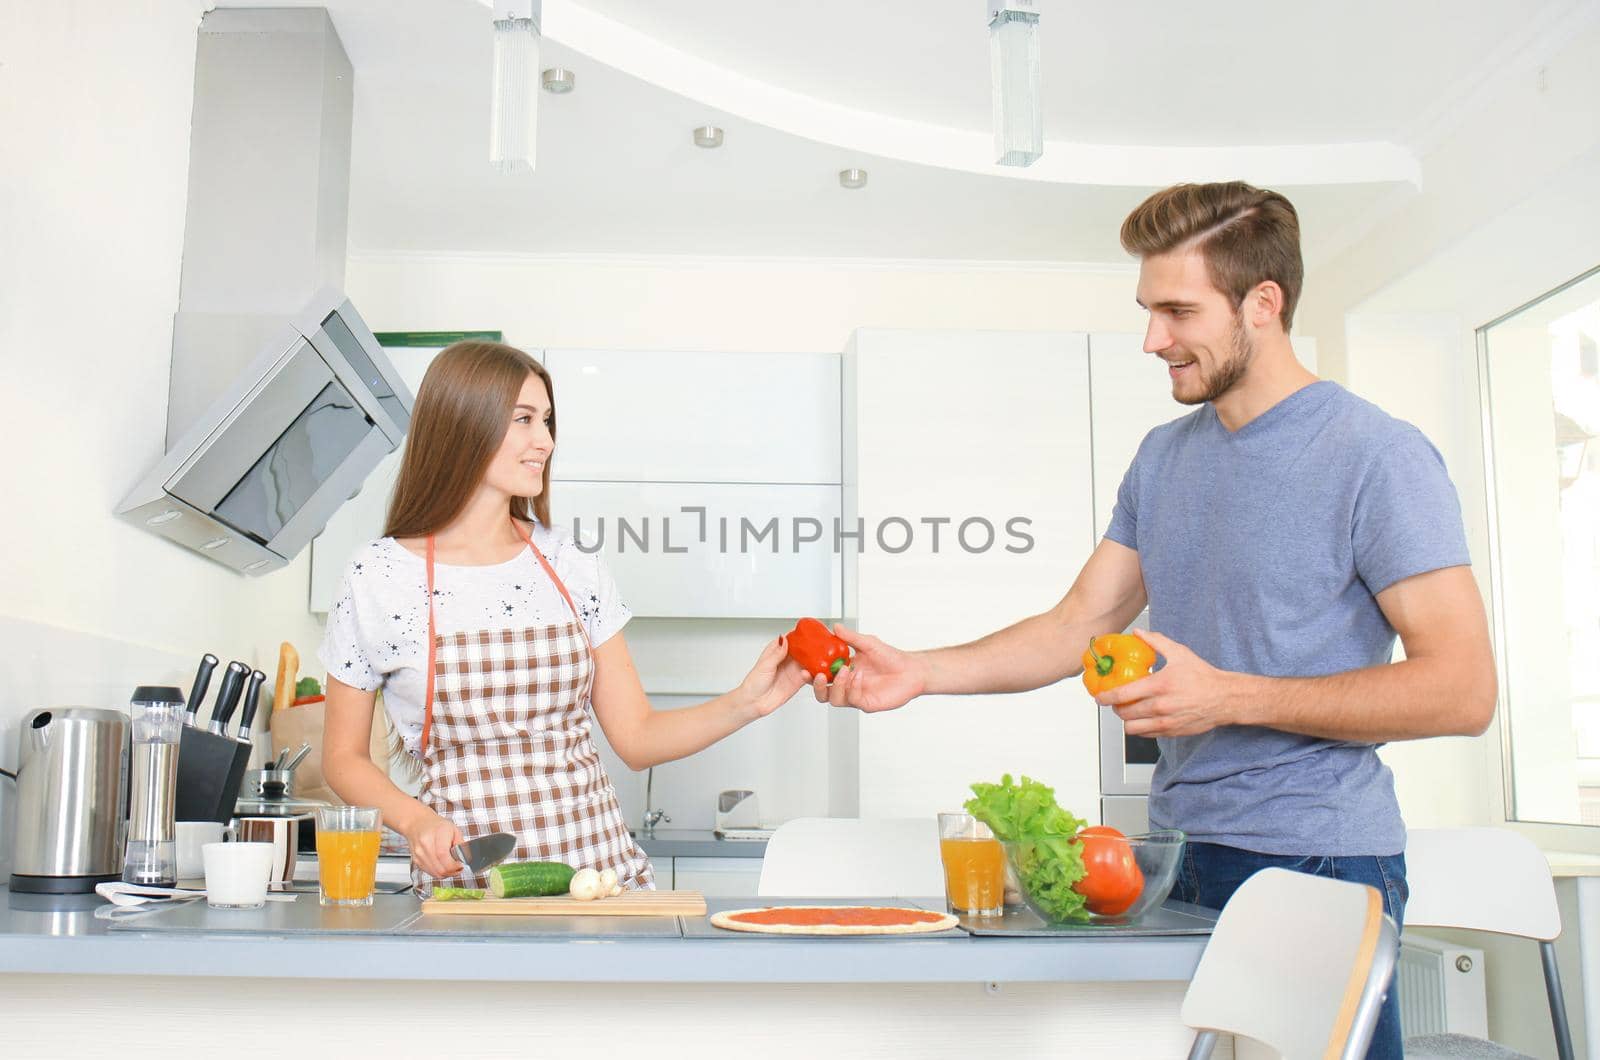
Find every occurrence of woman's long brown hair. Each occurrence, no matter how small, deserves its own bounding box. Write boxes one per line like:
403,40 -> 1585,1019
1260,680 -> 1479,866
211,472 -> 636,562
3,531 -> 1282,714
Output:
383,341 -> 554,539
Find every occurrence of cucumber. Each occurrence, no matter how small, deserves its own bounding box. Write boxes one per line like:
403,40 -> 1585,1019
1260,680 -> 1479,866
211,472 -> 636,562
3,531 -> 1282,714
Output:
489,860 -> 576,898
431,887 -> 485,901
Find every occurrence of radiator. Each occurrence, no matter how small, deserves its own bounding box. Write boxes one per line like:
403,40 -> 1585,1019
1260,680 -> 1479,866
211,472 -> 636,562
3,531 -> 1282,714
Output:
1397,933 -> 1489,1039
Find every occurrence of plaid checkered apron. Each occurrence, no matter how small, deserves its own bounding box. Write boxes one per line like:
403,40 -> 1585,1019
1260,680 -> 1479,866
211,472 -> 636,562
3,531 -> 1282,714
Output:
411,524 -> 653,897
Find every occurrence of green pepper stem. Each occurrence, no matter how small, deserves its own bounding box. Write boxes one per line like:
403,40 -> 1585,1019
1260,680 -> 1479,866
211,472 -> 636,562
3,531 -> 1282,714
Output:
1088,637 -> 1114,676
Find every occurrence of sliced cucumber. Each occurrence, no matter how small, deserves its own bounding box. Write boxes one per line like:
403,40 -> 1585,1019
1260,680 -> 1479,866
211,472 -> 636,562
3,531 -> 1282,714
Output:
488,860 -> 576,898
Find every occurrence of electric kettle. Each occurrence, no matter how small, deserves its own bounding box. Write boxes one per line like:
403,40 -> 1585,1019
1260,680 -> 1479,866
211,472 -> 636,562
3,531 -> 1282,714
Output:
8,707 -> 130,893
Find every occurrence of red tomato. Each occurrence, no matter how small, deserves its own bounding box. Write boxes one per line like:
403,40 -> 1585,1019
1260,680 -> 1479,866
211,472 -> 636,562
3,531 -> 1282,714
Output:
1074,826 -> 1145,916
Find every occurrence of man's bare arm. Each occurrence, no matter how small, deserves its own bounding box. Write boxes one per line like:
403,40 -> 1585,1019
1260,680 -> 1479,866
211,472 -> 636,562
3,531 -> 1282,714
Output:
818,538 -> 1148,711
921,538 -> 1149,695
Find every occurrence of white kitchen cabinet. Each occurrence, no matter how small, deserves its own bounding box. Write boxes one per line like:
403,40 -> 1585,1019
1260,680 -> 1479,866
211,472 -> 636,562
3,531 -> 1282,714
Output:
554,481 -> 841,619
311,348 -> 842,619
648,857 -> 672,889
842,329 -> 1102,823
544,349 -> 840,484
672,856 -> 762,897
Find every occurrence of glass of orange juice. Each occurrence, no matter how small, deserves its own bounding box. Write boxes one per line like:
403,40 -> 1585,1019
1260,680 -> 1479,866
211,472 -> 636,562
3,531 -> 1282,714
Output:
315,806 -> 382,907
937,812 -> 1004,917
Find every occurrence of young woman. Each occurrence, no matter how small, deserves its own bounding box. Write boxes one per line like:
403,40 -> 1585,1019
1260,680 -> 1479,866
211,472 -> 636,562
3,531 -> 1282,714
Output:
320,341 -> 807,894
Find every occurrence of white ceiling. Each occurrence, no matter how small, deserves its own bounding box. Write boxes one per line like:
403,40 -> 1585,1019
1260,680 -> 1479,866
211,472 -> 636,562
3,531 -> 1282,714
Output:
566,0 -> 1556,148
232,0 -> 1581,264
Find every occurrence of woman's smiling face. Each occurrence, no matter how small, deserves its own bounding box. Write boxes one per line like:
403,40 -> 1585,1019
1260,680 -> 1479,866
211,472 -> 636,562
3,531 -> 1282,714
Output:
483,372 -> 553,499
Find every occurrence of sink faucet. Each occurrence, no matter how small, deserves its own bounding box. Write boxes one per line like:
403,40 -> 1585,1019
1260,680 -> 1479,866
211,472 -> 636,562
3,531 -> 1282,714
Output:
640,766 -> 671,836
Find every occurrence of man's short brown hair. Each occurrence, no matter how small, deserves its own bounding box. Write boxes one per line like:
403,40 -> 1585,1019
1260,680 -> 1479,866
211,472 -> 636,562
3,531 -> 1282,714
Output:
1120,182 -> 1304,331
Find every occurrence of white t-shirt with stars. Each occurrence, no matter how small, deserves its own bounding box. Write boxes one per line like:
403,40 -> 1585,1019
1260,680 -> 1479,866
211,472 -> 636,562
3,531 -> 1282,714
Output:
318,522 -> 631,755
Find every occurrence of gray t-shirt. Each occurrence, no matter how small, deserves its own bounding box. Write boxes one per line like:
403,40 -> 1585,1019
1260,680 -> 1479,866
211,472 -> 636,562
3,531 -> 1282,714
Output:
1105,381 -> 1471,856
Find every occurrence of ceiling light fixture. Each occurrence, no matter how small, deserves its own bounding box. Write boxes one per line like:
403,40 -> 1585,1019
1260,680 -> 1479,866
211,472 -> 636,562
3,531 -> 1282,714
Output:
987,0 -> 1041,167
541,68 -> 575,94
489,0 -> 541,174
693,125 -> 724,148
838,168 -> 868,190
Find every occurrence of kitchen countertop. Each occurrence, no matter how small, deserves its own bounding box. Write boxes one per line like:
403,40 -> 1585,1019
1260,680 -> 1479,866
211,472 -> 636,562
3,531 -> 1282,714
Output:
630,828 -> 768,859
0,887 -> 1211,985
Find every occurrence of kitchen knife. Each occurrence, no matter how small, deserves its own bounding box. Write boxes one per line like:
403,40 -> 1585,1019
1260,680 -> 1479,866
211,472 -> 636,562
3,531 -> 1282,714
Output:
235,669 -> 267,745
451,832 -> 516,875
207,661 -> 248,737
184,654 -> 218,728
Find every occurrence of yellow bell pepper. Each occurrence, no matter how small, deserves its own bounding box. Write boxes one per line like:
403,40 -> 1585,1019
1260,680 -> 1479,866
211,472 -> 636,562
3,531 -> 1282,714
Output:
1082,634 -> 1156,697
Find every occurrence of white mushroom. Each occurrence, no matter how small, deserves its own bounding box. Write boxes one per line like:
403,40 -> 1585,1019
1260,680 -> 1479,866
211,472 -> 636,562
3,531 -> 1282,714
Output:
568,867 -> 603,901
598,868 -> 619,896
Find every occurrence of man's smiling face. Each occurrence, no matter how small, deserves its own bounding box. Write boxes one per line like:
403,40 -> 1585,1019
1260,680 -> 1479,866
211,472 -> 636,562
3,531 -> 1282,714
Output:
1135,246 -> 1256,407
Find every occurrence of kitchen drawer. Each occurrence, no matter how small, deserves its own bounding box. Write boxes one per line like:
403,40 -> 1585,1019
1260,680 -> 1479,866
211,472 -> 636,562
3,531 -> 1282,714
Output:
672,856 -> 762,897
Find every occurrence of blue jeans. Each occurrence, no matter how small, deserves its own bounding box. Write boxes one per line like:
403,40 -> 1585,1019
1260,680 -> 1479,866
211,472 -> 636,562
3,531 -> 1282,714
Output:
1171,842 -> 1408,1060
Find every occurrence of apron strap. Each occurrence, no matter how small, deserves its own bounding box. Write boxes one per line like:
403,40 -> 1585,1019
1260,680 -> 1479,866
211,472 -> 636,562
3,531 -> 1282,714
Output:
420,519 -> 593,755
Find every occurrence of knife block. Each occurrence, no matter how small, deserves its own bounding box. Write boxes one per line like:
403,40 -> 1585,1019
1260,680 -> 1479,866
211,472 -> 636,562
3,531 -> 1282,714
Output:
175,728 -> 251,824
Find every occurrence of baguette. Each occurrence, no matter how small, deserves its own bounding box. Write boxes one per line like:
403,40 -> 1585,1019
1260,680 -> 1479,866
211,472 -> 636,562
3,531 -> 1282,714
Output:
273,641 -> 299,714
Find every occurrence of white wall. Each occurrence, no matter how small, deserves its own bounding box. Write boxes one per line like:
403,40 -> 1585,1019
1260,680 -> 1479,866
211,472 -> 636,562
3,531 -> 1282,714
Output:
0,4 -> 326,869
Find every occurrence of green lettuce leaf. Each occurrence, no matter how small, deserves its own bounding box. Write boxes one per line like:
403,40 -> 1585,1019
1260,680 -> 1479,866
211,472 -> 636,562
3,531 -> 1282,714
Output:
964,774 -> 1088,922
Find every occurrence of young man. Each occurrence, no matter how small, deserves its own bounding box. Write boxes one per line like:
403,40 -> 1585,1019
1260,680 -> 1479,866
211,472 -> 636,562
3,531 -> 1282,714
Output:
814,182 -> 1496,1059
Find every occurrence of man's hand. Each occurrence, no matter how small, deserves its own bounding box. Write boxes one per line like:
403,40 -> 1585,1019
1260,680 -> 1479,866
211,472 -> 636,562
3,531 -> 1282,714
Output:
1093,630 -> 1242,737
810,625 -> 926,713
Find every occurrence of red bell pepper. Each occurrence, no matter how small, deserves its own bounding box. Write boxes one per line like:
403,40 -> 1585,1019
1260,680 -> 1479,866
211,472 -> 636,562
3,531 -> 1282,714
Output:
786,618 -> 852,682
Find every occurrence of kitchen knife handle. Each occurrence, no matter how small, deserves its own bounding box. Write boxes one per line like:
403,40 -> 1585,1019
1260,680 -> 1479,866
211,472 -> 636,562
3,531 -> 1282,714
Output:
235,669 -> 267,743
185,654 -> 219,728
208,662 -> 248,736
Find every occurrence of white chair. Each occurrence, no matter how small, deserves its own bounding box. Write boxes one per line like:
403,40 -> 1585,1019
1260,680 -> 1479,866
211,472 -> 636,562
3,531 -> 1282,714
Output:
1183,867 -> 1398,1060
1402,828 -> 1575,1060
757,817 -> 945,897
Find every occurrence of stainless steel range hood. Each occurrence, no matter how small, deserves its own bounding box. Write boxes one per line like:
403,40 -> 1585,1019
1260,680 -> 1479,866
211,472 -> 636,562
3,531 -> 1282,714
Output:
116,9 -> 411,575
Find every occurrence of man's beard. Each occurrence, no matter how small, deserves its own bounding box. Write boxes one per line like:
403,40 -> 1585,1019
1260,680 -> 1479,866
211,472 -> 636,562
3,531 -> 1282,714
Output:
1176,315 -> 1254,406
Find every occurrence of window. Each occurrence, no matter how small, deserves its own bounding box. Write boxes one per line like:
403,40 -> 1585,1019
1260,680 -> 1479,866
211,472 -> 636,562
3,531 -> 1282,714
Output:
1481,265 -> 1600,826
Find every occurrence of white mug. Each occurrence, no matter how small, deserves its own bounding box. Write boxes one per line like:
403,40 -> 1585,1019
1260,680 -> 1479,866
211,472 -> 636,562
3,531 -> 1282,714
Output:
175,822 -> 228,880
202,842 -> 274,909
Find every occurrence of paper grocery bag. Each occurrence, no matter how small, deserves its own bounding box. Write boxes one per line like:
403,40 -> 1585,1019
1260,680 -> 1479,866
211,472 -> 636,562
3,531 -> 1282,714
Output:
268,698 -> 393,807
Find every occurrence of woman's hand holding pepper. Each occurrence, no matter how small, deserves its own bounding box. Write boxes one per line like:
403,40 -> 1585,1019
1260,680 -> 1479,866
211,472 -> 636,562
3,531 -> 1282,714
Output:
736,636 -> 810,720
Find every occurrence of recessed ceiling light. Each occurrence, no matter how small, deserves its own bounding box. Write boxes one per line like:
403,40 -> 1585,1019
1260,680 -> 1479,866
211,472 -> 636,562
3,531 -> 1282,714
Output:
693,125 -> 724,149
839,168 -> 868,190
540,68 -> 575,94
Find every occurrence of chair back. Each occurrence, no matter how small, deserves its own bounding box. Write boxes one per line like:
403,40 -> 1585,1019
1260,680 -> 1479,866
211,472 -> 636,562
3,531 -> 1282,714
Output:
1182,868 -> 1396,1060
758,817 -> 945,897
1405,828 -> 1560,940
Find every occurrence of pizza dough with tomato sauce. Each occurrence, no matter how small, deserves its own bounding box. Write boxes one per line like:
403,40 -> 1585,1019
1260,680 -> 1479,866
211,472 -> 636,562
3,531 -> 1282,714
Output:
709,905 -> 959,936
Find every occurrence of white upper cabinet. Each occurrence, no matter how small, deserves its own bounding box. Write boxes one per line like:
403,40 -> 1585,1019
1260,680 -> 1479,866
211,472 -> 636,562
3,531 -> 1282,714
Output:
842,329 -> 1102,821
553,480 -> 842,619
310,347 -> 843,619
543,350 -> 841,484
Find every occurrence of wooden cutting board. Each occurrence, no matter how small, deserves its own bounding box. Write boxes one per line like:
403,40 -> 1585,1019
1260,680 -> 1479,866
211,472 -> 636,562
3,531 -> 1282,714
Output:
420,890 -> 706,917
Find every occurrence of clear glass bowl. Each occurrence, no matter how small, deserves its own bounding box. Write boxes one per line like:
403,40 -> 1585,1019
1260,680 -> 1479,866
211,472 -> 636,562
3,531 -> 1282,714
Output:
1002,829 -> 1186,924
